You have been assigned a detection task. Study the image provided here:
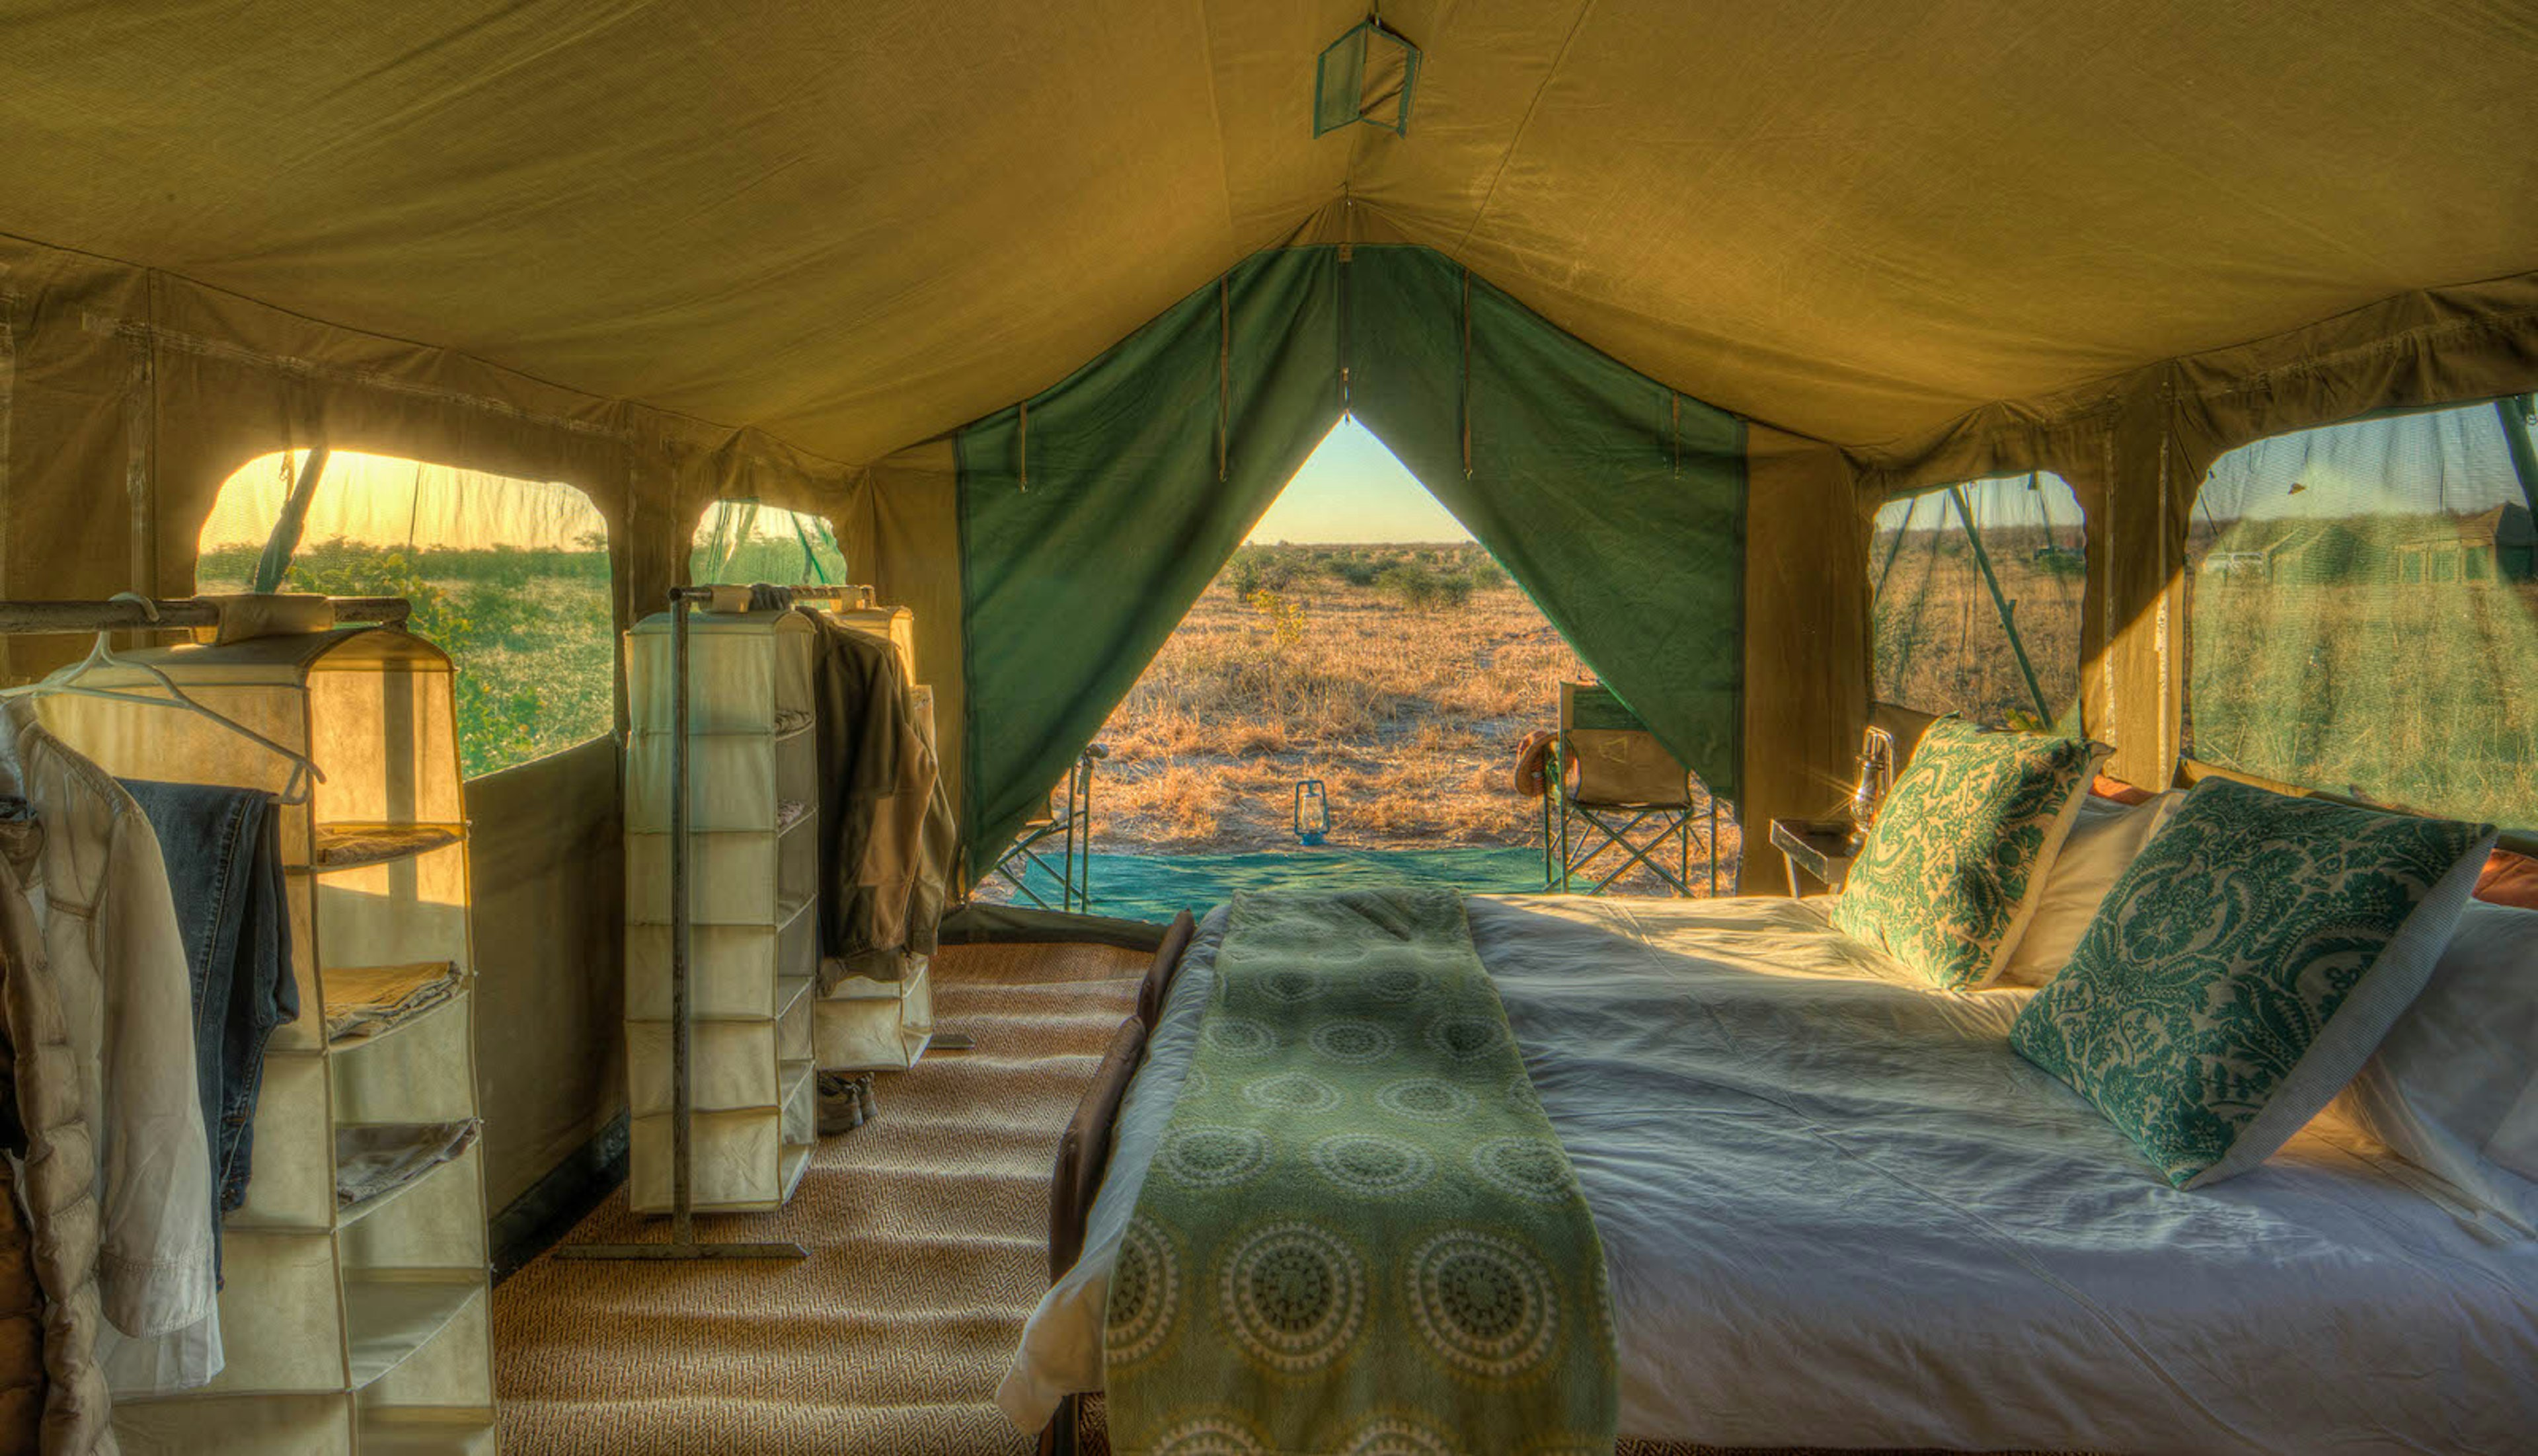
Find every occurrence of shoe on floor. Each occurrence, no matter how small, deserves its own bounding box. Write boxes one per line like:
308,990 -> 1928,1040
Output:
817,1071 -> 876,1136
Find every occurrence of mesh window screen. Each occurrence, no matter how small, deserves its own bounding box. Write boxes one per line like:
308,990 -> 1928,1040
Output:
198,449 -> 615,779
1870,472 -> 2085,727
689,499 -> 849,586
2186,397 -> 2538,827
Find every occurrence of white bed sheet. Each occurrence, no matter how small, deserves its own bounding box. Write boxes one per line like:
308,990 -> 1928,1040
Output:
999,895 -> 2538,1453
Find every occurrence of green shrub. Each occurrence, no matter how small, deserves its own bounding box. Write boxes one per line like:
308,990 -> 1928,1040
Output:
1375,563 -> 1442,609
1327,556 -> 1379,587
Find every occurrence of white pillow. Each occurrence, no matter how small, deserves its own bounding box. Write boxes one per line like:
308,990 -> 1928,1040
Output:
2328,898 -> 2538,1231
1995,791 -> 2183,987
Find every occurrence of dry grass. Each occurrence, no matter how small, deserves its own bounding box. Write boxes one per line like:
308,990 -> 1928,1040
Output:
1872,525 -> 2085,728
1098,571 -> 1575,851
1091,550 -> 1741,889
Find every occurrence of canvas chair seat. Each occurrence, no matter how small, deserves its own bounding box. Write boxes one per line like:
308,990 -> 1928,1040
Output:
1563,726 -> 1698,808
1545,683 -> 1719,896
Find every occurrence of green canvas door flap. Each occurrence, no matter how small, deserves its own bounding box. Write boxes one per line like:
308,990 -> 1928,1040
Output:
954,244 -> 1746,871
1342,247 -> 1745,809
956,249 -> 1343,869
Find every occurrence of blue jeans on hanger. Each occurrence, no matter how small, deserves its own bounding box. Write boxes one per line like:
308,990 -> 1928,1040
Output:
121,779 -> 296,1278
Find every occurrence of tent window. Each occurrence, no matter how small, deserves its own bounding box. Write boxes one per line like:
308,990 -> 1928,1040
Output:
1868,472 -> 2085,728
2184,395 -> 2538,827
689,500 -> 849,586
196,450 -> 615,780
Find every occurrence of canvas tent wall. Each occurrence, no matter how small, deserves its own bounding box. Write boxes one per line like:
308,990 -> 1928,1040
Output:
1,1 -> 2534,1249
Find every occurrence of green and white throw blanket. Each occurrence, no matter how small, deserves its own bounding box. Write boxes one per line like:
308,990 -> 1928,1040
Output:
1105,889 -> 1617,1456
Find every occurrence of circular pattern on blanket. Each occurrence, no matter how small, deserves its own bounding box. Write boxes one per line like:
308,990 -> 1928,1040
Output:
1469,1136 -> 1572,1204
1104,1215 -> 1180,1367
1503,1071 -> 1541,1109
1308,1017 -> 1398,1065
1258,967 -> 1323,1006
1362,964 -> 1429,1004
1340,1416 -> 1462,1456
1406,1228 -> 1560,1379
1151,1416 -> 1270,1455
1218,1221 -> 1367,1374
1180,1065 -> 1213,1102
1157,1124 -> 1272,1189
1203,1015 -> 1278,1059
1374,1077 -> 1477,1124
1266,909 -> 1335,943
1239,1070 -> 1343,1115
1306,1132 -> 1436,1197
1423,1013 -> 1510,1061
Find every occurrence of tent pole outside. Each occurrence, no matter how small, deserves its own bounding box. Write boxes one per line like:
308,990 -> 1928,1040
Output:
2496,396 -> 2538,521
1870,494 -> 1914,602
252,445 -> 332,593
1948,485 -> 2052,722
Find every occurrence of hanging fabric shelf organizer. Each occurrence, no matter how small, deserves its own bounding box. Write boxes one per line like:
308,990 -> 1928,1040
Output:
34,625 -> 495,1455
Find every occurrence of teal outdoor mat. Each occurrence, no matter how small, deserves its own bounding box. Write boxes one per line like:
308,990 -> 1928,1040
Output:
991,847 -> 1550,923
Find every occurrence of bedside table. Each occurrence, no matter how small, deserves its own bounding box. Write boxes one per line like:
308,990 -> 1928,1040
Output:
1769,818 -> 1859,896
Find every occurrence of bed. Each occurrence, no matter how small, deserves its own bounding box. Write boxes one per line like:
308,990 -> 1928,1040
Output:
1002,893 -> 2538,1455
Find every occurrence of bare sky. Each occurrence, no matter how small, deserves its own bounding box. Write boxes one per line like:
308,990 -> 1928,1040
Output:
1248,418 -> 1473,544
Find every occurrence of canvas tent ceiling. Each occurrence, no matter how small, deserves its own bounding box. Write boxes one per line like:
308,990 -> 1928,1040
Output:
7,0 -> 2535,471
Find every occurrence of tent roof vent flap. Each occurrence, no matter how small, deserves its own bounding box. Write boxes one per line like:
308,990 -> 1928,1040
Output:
1315,15 -> 1420,138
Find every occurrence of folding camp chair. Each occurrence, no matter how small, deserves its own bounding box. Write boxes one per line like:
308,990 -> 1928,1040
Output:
986,744 -> 1105,912
1543,682 -> 1720,896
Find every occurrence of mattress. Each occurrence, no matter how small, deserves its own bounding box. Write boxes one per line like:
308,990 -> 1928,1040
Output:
1001,894 -> 2538,1453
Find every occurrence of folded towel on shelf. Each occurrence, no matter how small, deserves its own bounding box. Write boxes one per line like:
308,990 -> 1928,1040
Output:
335,1120 -> 481,1209
313,824 -> 461,869
323,962 -> 463,1042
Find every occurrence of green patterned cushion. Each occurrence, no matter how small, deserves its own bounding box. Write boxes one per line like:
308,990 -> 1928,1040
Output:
2011,776 -> 2495,1188
1831,718 -> 2106,990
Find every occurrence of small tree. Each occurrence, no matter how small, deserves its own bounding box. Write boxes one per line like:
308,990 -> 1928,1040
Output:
1376,562 -> 1441,609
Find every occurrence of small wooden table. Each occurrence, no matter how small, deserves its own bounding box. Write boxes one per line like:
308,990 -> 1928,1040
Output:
1769,818 -> 1859,896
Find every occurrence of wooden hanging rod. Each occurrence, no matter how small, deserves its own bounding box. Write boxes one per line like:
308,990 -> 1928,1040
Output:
671,584 -> 877,608
0,595 -> 412,634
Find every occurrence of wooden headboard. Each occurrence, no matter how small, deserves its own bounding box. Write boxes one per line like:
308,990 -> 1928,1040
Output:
1048,910 -> 1196,1281
1042,913 -> 1199,1456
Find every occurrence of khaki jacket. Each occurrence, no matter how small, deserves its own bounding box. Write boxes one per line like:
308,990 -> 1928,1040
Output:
0,698 -> 217,1399
804,616 -> 954,989
0,812 -> 116,1454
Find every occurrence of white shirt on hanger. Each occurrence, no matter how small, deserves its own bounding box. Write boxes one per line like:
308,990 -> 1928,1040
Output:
0,697 -> 221,1392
